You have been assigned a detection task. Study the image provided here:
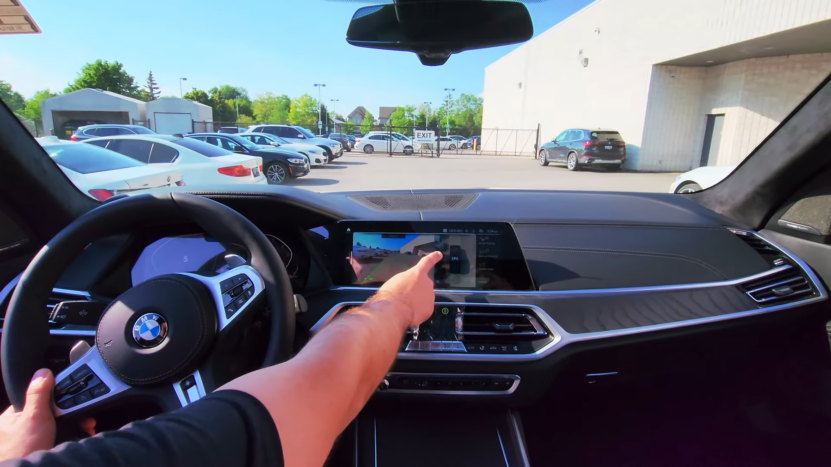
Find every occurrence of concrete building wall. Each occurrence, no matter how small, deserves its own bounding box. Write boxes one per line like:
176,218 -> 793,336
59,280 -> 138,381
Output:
41,89 -> 146,136
145,98 -> 213,132
641,54 -> 831,171
482,0 -> 831,170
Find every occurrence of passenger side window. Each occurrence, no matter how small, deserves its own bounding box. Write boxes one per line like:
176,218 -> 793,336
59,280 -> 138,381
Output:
149,143 -> 178,163
82,128 -> 98,136
188,136 -> 206,142
369,135 -> 383,140
117,128 -> 136,135
553,131 -> 568,142
96,128 -> 120,137
108,140 -> 153,163
262,127 -> 281,136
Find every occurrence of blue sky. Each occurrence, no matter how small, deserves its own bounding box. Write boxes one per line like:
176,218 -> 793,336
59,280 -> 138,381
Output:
1,0 -> 591,116
353,233 -> 422,251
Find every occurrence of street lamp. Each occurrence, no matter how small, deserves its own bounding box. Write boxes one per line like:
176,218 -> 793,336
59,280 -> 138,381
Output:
314,84 -> 326,134
423,102 -> 432,130
179,77 -> 187,98
443,88 -> 455,133
330,99 -> 339,133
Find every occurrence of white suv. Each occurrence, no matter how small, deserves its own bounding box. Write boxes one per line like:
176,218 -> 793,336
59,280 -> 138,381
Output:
247,125 -> 343,160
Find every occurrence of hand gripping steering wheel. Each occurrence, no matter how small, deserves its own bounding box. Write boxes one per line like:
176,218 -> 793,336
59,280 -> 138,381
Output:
1,193 -> 295,417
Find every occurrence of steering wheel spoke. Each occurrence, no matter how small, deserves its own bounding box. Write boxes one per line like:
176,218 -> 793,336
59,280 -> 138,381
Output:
53,345 -> 131,417
177,265 -> 265,332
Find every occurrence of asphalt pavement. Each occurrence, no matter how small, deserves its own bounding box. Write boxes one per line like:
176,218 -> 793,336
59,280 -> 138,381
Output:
284,151 -> 681,193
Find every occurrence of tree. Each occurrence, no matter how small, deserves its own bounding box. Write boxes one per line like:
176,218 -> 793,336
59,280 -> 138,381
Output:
183,88 -> 211,106
451,93 -> 484,130
342,121 -> 356,134
288,94 -> 319,131
360,111 -> 376,134
253,93 -> 290,123
0,80 -> 25,114
143,71 -> 160,101
389,105 -> 417,135
20,89 -> 59,122
65,60 -> 142,98
209,85 -> 253,118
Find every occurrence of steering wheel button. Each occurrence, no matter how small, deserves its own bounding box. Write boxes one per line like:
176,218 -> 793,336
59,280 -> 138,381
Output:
54,377 -> 74,396
220,278 -> 235,293
90,384 -> 110,399
69,364 -> 93,382
224,305 -> 236,319
244,288 -> 254,299
56,396 -> 76,410
74,390 -> 92,406
230,285 -> 244,297
233,274 -> 247,285
234,296 -> 247,308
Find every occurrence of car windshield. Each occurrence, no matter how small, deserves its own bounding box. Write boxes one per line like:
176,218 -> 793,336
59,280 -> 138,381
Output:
168,138 -> 233,158
45,143 -> 145,174
3,1 -> 829,194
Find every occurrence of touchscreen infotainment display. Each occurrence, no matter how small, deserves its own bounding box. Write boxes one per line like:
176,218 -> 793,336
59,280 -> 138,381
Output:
339,222 -> 533,291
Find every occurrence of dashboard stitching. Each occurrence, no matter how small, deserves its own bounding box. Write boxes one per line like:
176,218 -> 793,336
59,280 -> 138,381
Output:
522,247 -> 727,279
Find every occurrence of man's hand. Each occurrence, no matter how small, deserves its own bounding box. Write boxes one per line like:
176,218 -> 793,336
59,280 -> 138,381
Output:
370,251 -> 443,328
0,369 -> 56,461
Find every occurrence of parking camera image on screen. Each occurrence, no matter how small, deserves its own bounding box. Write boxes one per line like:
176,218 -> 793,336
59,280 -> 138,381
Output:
351,232 -> 476,288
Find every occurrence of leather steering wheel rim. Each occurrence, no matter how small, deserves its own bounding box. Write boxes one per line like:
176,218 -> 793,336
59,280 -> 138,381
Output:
1,193 -> 295,411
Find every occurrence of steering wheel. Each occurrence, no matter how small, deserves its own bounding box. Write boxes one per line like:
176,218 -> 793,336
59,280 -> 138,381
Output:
1,193 -> 295,417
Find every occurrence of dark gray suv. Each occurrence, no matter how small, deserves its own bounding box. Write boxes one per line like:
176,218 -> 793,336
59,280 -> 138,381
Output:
70,124 -> 155,142
538,128 -> 626,171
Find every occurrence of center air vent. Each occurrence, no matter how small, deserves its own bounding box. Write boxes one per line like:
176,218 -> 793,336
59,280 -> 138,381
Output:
739,267 -> 817,306
349,193 -> 478,212
456,306 -> 547,340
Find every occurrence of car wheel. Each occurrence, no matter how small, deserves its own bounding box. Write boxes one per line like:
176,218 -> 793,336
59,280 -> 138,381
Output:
449,144 -> 457,150
539,150 -> 549,166
364,145 -> 374,154
567,153 -> 580,171
266,162 -> 288,184
675,182 -> 703,194
403,145 -> 414,155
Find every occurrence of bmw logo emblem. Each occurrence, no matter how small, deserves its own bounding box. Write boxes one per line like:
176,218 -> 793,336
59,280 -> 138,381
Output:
132,313 -> 168,348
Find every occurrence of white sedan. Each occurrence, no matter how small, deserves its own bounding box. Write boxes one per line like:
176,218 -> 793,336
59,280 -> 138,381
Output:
84,135 -> 266,187
237,132 -> 328,166
38,138 -> 184,202
356,134 -> 415,155
670,166 -> 737,193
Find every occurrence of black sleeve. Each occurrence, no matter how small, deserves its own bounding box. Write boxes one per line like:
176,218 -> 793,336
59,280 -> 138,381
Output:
2,390 -> 283,467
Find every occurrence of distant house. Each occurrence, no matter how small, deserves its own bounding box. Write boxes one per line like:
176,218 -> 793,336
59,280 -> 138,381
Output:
347,106 -> 368,124
378,107 -> 397,126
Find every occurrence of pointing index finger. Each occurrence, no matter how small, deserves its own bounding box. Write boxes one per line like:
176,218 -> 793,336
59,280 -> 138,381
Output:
415,251 -> 443,273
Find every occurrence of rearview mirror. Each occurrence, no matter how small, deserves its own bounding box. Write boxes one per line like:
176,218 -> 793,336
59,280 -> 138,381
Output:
346,1 -> 533,66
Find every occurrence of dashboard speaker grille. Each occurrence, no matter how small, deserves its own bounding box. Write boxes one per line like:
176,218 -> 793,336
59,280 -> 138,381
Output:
349,193 -> 478,212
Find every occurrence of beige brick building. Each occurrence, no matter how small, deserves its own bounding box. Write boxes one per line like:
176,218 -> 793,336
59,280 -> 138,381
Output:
481,0 -> 831,171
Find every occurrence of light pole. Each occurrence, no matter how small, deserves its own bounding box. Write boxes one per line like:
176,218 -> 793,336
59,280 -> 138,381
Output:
423,102 -> 432,130
314,84 -> 326,134
326,99 -> 340,133
235,96 -> 239,123
179,77 -> 187,98
443,88 -> 455,133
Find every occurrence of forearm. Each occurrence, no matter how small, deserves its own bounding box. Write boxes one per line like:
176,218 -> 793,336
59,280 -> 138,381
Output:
219,297 -> 409,466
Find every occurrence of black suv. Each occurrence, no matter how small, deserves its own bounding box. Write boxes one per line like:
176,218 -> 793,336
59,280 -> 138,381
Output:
186,133 -> 309,184
538,128 -> 626,171
70,124 -> 156,142
326,133 -> 352,152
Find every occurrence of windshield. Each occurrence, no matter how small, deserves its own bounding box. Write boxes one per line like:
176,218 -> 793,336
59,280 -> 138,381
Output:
3,0 -> 829,195
45,143 -> 145,174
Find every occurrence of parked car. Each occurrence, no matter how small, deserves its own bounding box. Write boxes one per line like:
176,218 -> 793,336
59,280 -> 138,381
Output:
60,119 -> 104,139
346,135 -> 356,148
538,128 -> 626,171
83,135 -> 266,186
445,135 -> 467,147
37,138 -> 184,202
463,136 -> 481,149
670,166 -> 736,193
357,131 -> 411,147
186,133 -> 309,184
217,127 -> 247,134
70,124 -> 156,142
238,132 -> 328,166
326,133 -> 352,152
433,136 -> 461,150
356,134 -> 415,155
247,124 -> 343,160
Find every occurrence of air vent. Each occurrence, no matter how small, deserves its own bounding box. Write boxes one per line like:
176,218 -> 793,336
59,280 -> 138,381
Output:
731,229 -> 780,257
348,193 -> 478,212
739,267 -> 817,306
456,307 -> 547,340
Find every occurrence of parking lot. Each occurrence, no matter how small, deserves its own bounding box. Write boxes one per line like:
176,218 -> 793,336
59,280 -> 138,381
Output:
285,152 -> 681,193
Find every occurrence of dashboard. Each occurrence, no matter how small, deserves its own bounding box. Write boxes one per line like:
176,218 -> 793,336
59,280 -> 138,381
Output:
3,188 -> 827,403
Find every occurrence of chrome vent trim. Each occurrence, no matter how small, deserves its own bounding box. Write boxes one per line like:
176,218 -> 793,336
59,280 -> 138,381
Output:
739,265 -> 816,305
456,311 -> 547,338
